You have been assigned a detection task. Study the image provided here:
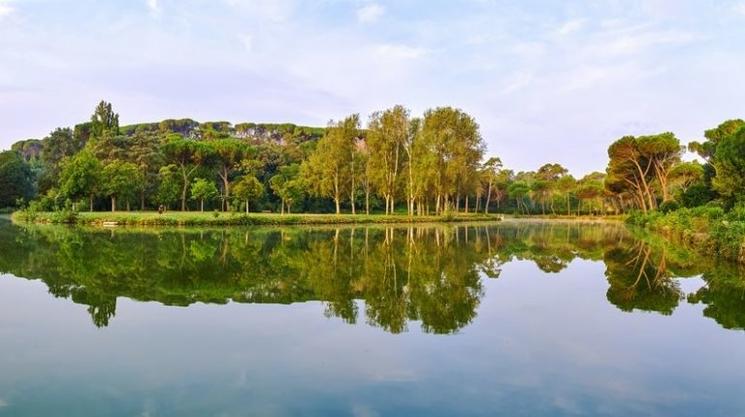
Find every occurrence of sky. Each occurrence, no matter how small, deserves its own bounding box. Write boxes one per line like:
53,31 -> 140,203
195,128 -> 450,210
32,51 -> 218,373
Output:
1,0 -> 744,175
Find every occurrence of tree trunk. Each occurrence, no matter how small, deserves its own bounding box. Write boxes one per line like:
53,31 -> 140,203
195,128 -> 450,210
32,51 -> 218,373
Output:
140,191 -> 145,211
200,199 -> 204,212
90,195 -> 94,212
126,201 -> 130,211
245,199 -> 249,214
111,196 -> 116,212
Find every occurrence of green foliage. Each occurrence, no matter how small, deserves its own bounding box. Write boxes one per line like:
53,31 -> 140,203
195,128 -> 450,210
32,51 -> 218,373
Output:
190,178 -> 218,211
102,160 -> 143,210
0,150 -> 35,208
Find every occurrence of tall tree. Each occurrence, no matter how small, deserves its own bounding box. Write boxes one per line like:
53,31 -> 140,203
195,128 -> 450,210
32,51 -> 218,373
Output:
0,151 -> 34,208
163,138 -> 213,211
102,160 -> 142,212
712,126 -> 745,203
209,139 -> 250,211
481,157 -> 503,214
59,149 -> 102,211
270,164 -> 304,214
303,115 -> 359,214
367,105 -> 409,214
190,178 -> 218,212
90,100 -> 120,139
233,174 -> 264,214
420,107 -> 484,214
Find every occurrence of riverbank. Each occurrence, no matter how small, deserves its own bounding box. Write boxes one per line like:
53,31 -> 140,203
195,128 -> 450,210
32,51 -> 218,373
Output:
626,207 -> 745,264
11,210 -> 504,226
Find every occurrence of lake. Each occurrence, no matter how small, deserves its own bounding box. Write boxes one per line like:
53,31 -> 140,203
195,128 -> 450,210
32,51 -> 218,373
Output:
0,218 -> 744,417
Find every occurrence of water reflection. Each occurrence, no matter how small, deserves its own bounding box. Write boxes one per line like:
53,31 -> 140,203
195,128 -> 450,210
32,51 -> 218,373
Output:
1,220 -> 744,332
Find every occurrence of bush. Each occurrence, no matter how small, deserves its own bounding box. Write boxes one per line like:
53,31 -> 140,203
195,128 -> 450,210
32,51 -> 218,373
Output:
659,200 -> 679,213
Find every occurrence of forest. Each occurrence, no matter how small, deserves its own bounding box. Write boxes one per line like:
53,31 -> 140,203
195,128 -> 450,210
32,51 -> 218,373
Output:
1,101 -> 744,218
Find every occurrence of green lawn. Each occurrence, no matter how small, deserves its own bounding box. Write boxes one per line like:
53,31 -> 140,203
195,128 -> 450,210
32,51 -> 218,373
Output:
12,210 -> 503,226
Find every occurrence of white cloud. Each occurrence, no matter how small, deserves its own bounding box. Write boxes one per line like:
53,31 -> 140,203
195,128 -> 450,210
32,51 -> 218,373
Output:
146,0 -> 159,15
239,34 -> 253,52
357,3 -> 384,24
373,44 -> 427,60
0,399 -> 7,408
556,19 -> 586,36
0,1 -> 14,19
733,1 -> 745,16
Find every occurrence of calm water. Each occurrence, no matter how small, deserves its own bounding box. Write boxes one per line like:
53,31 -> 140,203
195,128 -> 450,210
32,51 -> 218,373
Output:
0,218 -> 744,417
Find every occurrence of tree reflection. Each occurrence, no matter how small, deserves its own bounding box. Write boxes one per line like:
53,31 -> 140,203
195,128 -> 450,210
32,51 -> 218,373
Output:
1,220 -> 744,333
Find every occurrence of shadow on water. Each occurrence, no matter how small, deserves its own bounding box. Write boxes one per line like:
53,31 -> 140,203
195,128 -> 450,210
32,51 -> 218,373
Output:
0,219 -> 743,332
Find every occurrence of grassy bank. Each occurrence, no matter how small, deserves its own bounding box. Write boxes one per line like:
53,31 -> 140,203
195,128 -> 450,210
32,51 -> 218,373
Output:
11,210 -> 503,227
626,206 -> 745,264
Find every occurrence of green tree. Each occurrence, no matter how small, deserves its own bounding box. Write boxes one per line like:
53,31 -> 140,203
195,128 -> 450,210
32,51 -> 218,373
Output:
270,164 -> 304,214
129,130 -> 164,210
481,157 -> 503,214
102,160 -> 142,212
233,174 -> 264,214
90,100 -> 120,138
367,105 -> 409,214
155,165 -> 181,209
712,126 -> 745,203
0,151 -> 34,208
190,178 -> 218,212
59,149 -> 102,211
209,139 -> 250,211
163,137 -> 213,211
303,115 -> 359,214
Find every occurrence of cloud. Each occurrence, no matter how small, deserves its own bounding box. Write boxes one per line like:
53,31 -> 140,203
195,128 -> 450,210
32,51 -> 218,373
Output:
0,1 -> 14,19
357,3 -> 384,24
239,34 -> 253,52
0,399 -> 7,408
733,1 -> 745,16
373,44 -> 427,60
556,18 -> 586,36
145,0 -> 160,15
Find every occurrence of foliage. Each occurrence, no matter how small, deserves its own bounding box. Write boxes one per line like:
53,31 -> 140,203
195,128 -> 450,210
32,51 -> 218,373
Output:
0,150 -> 35,208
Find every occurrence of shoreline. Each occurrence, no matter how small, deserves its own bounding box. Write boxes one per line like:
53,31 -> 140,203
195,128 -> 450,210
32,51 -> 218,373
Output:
11,210 -> 506,227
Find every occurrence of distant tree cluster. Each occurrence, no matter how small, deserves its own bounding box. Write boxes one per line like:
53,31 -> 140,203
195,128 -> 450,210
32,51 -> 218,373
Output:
1,100 -> 743,216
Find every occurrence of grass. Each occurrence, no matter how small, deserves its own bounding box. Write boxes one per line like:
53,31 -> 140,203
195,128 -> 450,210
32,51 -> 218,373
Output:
12,210 -> 504,227
626,206 -> 745,264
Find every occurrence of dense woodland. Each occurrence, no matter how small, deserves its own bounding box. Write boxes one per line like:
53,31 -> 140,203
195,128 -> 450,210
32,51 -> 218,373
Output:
1,100 -> 744,216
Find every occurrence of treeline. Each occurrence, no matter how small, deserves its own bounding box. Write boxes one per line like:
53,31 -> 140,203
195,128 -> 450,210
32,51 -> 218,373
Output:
1,100 -> 743,216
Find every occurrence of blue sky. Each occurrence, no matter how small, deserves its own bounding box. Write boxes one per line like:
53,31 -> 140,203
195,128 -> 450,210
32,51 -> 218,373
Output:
1,0 -> 744,174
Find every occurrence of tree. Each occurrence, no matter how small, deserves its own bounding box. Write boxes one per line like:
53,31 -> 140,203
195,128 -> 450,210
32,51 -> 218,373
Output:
556,175 -> 577,215
367,105 -> 409,214
155,165 -> 181,209
102,160 -> 142,212
39,127 -> 82,192
606,136 -> 655,212
0,151 -> 34,208
636,133 -> 682,202
233,174 -> 264,214
270,164 -> 304,214
508,181 -> 530,214
420,107 -> 485,214
209,139 -> 250,211
90,100 -> 120,138
163,137 -> 213,211
190,178 -> 218,212
59,149 -> 102,211
689,119 -> 745,162
481,157 -> 503,214
712,126 -> 745,203
129,130 -> 164,210
303,115 -> 359,214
